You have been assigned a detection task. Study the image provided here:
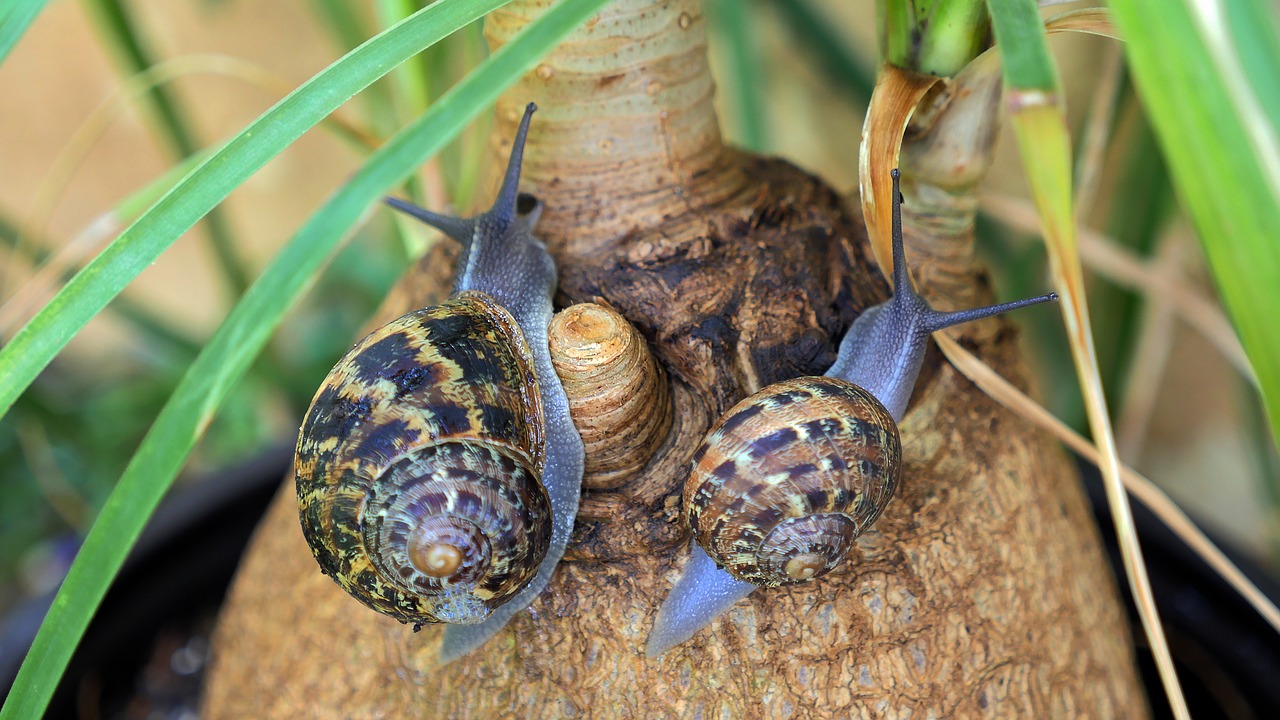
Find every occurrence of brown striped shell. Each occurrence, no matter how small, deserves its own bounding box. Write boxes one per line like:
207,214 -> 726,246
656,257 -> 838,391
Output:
548,303 -> 671,489
294,291 -> 552,627
684,376 -> 902,587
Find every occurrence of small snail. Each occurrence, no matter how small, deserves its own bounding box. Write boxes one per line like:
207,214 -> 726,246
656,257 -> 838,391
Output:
646,169 -> 1057,656
294,103 -> 584,662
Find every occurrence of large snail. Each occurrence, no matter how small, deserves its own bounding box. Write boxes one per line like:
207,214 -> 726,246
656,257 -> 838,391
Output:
646,169 -> 1057,656
294,103 -> 584,662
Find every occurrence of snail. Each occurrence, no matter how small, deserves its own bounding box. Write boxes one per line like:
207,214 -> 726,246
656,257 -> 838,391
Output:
646,168 -> 1057,656
294,103 -> 584,662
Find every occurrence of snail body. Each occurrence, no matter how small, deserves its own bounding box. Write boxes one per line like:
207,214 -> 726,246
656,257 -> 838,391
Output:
647,169 -> 1057,656
295,104 -> 584,661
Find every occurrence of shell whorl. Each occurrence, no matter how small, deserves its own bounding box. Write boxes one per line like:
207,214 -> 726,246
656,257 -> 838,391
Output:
295,292 -> 551,626
684,376 -> 902,587
549,303 -> 672,489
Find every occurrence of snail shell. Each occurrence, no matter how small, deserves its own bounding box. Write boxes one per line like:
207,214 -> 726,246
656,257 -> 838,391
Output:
549,302 -> 672,489
685,376 -> 901,586
295,292 -> 552,626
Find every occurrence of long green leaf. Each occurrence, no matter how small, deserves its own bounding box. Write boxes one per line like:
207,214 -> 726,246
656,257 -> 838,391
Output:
986,0 -> 1187,716
1107,0 -> 1280,452
0,0 -> 612,716
0,215 -> 202,357
0,0 -> 48,63
0,0 -> 508,421
988,0 -> 1187,712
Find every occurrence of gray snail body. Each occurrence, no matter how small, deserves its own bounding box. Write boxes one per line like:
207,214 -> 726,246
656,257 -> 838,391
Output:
647,169 -> 1057,656
295,104 -> 584,663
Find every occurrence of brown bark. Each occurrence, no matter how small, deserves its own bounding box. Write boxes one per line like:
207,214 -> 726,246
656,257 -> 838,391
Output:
203,1 -> 1146,717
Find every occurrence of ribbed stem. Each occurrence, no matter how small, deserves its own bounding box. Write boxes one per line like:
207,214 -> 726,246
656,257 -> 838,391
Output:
899,52 -> 1005,308
485,0 -> 746,253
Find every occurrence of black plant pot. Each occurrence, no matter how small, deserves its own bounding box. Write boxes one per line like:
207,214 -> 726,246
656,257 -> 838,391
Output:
2,450 -> 1277,718
1077,459 -> 1280,719
0,446 -> 289,719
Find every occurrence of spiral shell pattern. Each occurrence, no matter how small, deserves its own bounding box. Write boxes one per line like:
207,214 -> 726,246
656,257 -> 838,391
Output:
684,376 -> 902,587
549,303 -> 671,489
295,291 -> 552,626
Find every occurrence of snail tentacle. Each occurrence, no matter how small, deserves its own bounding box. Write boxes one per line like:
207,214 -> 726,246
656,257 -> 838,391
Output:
826,168 -> 1056,421
428,104 -> 586,662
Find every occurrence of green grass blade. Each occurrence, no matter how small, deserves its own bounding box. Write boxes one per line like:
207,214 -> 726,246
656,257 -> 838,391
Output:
0,0 -> 48,63
379,0 -> 433,119
1108,0 -> 1280,452
0,1 -> 612,716
308,0 -> 403,139
0,0 -> 510,422
988,0 -> 1187,715
0,214 -> 203,357
986,0 -> 1057,90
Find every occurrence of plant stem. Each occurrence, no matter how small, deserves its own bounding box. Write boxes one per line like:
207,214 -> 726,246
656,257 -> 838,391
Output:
486,0 -> 745,251
879,0 -> 990,77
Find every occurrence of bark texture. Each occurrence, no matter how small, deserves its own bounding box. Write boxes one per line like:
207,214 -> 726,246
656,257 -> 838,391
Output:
203,1 -> 1147,717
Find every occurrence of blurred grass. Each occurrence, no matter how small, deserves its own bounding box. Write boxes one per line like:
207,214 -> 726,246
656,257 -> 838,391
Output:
768,0 -> 875,103
0,0 -> 514,420
83,0 -> 250,299
708,0 -> 767,152
0,0 -> 48,63
1108,0 -> 1280,483
985,0 -> 1184,711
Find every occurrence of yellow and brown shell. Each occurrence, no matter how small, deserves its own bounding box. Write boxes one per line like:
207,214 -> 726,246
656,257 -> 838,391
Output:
684,376 -> 902,587
295,291 -> 552,627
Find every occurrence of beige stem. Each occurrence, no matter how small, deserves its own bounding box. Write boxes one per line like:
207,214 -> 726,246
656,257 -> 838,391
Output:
898,53 -> 1004,310
485,0 -> 745,253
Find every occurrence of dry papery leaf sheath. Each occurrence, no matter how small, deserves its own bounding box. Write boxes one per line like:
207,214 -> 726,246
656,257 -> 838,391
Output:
205,1 -> 1147,717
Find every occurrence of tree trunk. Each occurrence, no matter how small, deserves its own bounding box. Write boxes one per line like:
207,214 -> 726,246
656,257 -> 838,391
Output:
203,1 -> 1147,716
